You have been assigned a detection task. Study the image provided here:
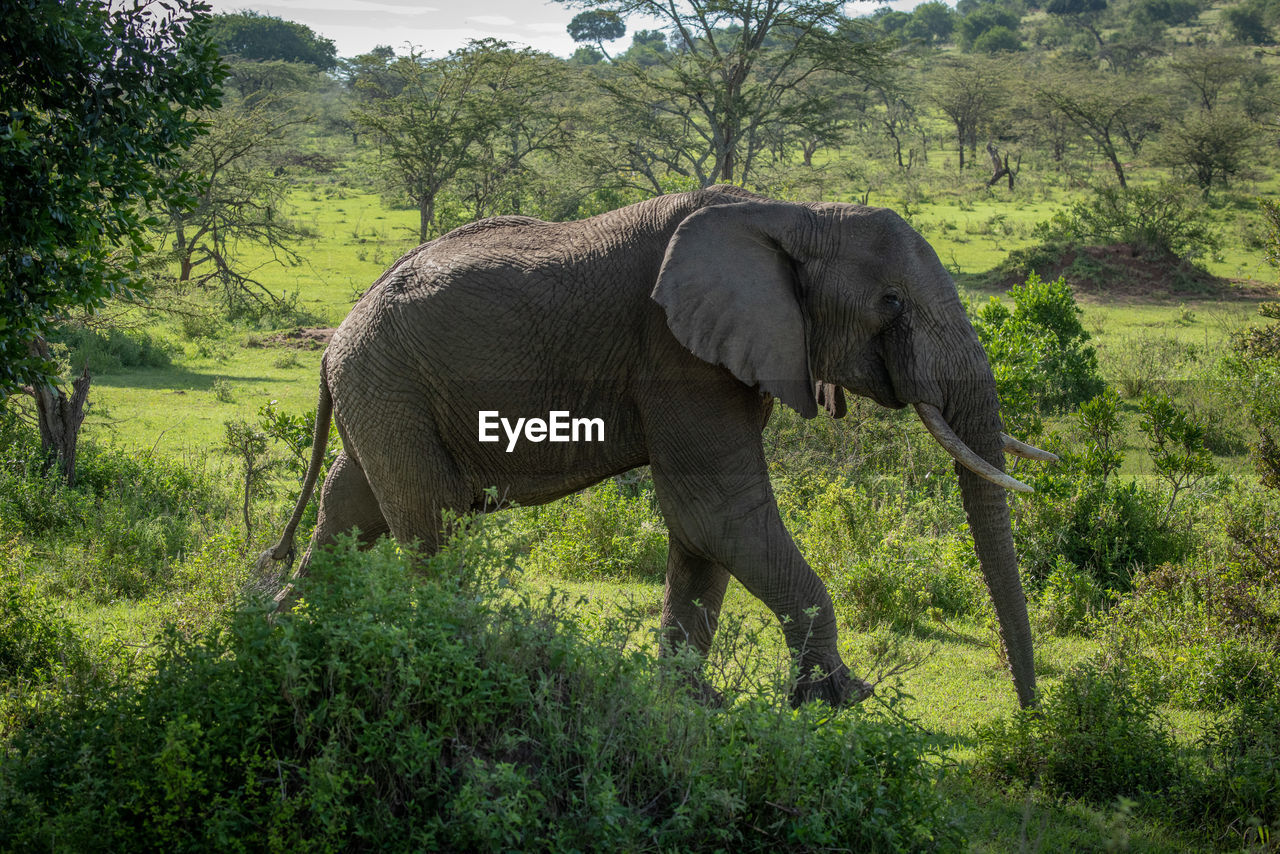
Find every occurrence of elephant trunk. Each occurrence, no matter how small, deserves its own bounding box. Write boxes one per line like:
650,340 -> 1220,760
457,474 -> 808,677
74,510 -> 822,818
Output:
931,373 -> 1038,709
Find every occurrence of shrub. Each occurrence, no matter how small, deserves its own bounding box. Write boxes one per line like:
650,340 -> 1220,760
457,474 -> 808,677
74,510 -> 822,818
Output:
1030,184 -> 1220,263
0,534 -> 964,852
977,662 -> 1182,804
50,325 -> 174,373
1035,556 -> 1104,636
972,273 -> 1105,421
1194,690 -> 1280,845
523,481 -> 668,582
1018,458 -> 1189,592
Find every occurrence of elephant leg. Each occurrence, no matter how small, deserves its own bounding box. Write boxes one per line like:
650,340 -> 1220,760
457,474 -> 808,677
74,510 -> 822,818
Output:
643,391 -> 871,707
357,445 -> 469,560
274,450 -> 389,608
660,537 -> 730,656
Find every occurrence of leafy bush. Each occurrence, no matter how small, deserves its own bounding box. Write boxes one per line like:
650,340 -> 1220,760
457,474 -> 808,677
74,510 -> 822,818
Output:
0,418 -> 240,601
1030,184 -> 1220,262
49,325 -> 173,373
977,662 -> 1182,804
1035,556 -> 1104,636
0,534 -> 964,853
522,480 -> 668,582
1017,455 -> 1189,592
1227,299 -> 1280,490
1194,690 -> 1280,845
972,273 -> 1105,422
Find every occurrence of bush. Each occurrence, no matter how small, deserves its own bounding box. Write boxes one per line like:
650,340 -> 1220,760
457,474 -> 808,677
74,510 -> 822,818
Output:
977,662 -> 1182,804
49,325 -> 173,373
1194,690 -> 1280,845
972,273 -> 1105,421
1018,460 -> 1189,592
522,480 -> 668,583
1030,184 -> 1220,263
1035,556 -> 1104,636
0,534 -> 964,852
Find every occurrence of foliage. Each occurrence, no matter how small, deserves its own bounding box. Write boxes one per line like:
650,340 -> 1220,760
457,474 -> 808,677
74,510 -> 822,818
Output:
48,324 -> 174,374
1136,392 -> 1216,518
1035,556 -> 1105,636
977,662 -> 1183,804
775,477 -> 984,628
1227,206 -> 1280,489
1152,109 -> 1261,193
160,94 -> 312,321
1016,396 -> 1193,591
0,416 -> 239,602
207,11 -> 337,70
0,535 -> 964,852
353,41 -> 576,241
972,273 -> 1105,423
1030,184 -> 1220,262
0,0 -> 223,394
564,0 -> 892,187
520,481 -> 668,582
1194,690 -> 1280,844
221,420 -> 282,539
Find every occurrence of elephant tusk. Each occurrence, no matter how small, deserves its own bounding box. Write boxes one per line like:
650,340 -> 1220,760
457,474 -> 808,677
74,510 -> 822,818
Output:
914,403 -> 1034,494
1001,433 -> 1059,462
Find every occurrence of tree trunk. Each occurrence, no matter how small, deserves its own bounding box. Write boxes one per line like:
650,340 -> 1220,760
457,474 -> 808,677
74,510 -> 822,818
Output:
25,338 -> 91,486
418,196 -> 434,244
985,142 -> 1017,190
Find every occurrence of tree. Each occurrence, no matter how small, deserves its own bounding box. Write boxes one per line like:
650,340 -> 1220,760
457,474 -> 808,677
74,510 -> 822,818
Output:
927,55 -> 1011,171
207,11 -> 337,70
568,10 -> 626,58
160,97 -> 311,318
958,4 -> 1022,50
1045,0 -> 1109,52
0,0 -> 222,478
1153,109 -> 1260,194
1031,65 -> 1155,187
354,41 -> 569,242
907,1 -> 957,45
560,0 -> 891,186
1167,47 -> 1255,113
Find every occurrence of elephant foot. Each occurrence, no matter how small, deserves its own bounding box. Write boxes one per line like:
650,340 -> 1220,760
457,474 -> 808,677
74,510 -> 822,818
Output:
791,662 -> 873,708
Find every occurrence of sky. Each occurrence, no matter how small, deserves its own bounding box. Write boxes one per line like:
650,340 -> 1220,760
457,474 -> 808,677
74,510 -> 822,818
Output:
205,0 -> 923,60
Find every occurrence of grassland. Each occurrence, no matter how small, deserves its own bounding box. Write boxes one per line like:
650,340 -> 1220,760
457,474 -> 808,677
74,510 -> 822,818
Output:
9,167 -> 1278,850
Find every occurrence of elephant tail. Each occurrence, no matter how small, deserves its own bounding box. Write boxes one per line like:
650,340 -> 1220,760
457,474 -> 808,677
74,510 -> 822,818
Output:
257,357 -> 334,573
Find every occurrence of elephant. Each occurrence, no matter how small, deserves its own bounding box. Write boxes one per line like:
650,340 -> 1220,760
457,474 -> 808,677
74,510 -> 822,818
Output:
259,185 -> 1055,709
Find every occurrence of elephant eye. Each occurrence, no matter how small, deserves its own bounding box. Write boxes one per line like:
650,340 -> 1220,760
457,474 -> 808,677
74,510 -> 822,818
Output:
882,292 -> 903,312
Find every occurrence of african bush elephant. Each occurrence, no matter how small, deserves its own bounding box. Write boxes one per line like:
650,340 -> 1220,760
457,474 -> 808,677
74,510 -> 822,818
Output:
260,185 -> 1053,708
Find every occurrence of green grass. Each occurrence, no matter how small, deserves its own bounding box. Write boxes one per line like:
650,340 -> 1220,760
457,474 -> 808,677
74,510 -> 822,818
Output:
15,167 -> 1280,851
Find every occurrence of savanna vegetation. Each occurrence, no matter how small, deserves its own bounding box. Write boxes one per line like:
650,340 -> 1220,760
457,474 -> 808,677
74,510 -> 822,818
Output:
3,0 -> 1280,849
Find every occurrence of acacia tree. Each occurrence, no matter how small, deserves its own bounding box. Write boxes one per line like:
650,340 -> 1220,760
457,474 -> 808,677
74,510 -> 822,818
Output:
354,41 -> 559,242
452,52 -> 582,222
927,54 -> 1010,172
561,0 -> 890,187
161,97 -> 310,318
1031,65 -> 1155,188
0,0 -> 222,479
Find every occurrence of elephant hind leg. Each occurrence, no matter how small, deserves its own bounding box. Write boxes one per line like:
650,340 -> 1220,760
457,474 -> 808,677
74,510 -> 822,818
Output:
660,538 -> 731,657
274,450 -> 389,609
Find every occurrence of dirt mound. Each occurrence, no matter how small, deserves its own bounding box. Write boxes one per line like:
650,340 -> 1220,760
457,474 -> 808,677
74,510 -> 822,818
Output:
258,327 -> 336,349
996,243 -> 1276,302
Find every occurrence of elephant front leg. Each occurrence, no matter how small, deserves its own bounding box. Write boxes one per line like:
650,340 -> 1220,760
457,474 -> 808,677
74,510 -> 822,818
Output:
647,442 -> 870,707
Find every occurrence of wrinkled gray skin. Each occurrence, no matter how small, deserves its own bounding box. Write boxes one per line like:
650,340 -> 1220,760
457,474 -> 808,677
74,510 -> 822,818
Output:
261,186 -> 1038,709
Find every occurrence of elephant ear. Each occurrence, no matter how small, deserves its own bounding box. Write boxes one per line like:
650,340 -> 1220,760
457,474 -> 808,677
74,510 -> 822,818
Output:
653,202 -> 819,419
